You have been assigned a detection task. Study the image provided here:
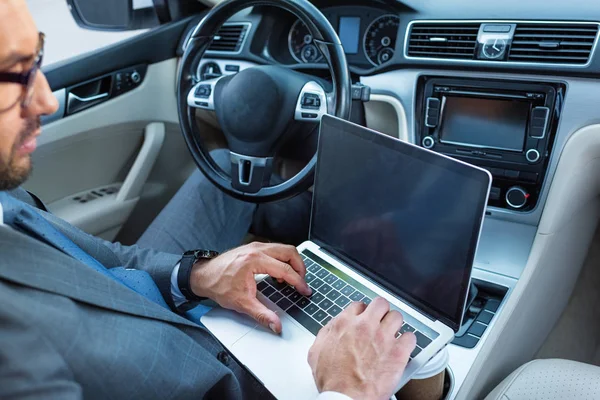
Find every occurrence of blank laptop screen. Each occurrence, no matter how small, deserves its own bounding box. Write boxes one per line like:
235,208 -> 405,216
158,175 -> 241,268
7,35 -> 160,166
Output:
310,116 -> 490,331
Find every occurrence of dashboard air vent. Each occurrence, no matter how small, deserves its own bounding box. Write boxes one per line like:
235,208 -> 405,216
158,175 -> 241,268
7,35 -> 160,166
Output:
408,22 -> 480,60
509,23 -> 598,64
208,23 -> 250,53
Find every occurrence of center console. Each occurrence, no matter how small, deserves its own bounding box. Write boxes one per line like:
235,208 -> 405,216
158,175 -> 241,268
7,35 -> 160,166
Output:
416,77 -> 565,211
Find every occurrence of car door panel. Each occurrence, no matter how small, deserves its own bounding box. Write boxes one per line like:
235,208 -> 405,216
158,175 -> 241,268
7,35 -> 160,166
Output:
27,19 -> 197,242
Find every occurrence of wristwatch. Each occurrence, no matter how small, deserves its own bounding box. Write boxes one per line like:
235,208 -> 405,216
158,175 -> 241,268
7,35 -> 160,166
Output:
177,249 -> 219,302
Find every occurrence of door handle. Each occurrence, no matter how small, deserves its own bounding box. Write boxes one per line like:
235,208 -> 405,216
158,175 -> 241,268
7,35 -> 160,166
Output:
68,92 -> 109,103
67,91 -> 109,114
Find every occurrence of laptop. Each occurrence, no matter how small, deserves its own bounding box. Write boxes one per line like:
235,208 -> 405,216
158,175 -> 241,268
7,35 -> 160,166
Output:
201,115 -> 491,399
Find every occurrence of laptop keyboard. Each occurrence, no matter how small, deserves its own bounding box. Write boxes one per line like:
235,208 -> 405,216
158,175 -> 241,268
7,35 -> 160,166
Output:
257,253 -> 434,360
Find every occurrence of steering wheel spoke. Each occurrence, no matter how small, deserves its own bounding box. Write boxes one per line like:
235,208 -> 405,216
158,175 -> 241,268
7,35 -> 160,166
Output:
294,81 -> 329,122
187,76 -> 224,111
230,152 -> 274,193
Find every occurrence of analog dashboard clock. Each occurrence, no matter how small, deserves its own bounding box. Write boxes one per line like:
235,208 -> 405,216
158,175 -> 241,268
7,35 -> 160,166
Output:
481,38 -> 508,60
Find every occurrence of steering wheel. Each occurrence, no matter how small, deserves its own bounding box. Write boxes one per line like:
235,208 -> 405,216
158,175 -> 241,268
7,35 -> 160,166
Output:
177,0 -> 351,203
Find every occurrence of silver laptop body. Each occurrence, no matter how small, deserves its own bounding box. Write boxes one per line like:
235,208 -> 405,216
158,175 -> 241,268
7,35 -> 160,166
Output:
202,115 -> 491,399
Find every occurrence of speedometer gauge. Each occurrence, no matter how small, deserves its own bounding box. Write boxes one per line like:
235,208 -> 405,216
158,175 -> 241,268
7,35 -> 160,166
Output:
364,15 -> 400,66
288,20 -> 324,63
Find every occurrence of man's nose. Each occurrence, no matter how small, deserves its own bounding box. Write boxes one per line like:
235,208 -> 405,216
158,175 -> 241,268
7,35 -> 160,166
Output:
22,70 -> 59,118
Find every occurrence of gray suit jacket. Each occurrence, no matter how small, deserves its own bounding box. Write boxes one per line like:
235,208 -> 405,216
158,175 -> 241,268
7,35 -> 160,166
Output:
0,189 -> 245,399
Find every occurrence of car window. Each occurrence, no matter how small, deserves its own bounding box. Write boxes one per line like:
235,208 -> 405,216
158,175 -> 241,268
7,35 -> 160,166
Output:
29,0 -> 153,66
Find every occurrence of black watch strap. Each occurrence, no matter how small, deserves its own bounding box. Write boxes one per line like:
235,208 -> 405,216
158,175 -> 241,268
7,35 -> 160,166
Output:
177,249 -> 219,302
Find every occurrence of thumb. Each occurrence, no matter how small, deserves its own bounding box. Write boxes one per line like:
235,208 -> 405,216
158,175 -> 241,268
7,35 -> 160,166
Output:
243,297 -> 282,334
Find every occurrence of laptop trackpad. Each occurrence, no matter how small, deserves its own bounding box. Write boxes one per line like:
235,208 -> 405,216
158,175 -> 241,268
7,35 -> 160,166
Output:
231,312 -> 319,399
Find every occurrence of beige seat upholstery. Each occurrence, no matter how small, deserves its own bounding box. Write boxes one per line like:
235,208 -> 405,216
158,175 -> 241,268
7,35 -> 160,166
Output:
485,359 -> 600,400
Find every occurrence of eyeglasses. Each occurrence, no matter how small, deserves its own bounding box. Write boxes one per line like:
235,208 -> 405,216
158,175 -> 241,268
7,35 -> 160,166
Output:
0,32 -> 45,111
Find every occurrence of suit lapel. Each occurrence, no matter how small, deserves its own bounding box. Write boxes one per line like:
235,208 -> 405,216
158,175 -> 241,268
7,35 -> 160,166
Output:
0,226 -> 199,329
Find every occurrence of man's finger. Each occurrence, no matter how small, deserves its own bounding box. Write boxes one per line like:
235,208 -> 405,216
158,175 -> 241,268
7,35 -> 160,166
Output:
341,301 -> 368,317
255,254 -> 311,296
362,297 -> 390,322
242,297 -> 283,334
380,310 -> 404,336
394,331 -> 417,364
260,244 -> 307,279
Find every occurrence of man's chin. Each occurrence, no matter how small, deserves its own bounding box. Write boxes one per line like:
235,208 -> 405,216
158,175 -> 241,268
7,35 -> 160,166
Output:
0,157 -> 32,191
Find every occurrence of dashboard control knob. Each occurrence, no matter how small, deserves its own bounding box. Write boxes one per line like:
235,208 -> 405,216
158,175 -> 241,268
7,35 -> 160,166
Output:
130,71 -> 141,84
422,136 -> 435,149
506,186 -> 529,209
526,149 -> 540,163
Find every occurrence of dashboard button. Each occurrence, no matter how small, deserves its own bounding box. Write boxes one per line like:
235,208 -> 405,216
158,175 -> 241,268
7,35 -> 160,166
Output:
504,170 -> 520,179
489,187 -> 501,201
521,172 -> 539,183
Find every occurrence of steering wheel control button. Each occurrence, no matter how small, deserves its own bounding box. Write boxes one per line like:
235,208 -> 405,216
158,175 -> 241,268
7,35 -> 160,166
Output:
506,187 -> 529,209
422,136 -> 435,149
225,64 -> 240,72
301,93 -> 321,109
526,149 -> 541,163
425,97 -> 441,128
295,81 -> 328,122
195,85 -> 212,98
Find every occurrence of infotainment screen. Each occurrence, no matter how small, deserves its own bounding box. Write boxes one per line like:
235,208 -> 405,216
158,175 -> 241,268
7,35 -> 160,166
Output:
439,96 -> 530,152
338,17 -> 361,54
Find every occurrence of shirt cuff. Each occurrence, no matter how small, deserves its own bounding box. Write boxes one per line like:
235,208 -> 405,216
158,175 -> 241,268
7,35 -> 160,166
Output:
316,392 -> 353,400
170,263 -> 187,307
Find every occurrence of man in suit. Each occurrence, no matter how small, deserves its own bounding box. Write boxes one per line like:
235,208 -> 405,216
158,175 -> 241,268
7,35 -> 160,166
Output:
0,1 -> 416,399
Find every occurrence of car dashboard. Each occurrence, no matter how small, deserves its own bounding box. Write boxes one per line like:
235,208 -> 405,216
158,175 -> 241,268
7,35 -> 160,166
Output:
174,1 -> 600,399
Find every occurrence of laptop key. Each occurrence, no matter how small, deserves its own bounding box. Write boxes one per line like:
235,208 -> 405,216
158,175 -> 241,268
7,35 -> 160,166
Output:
257,281 -> 269,292
332,280 -> 346,291
309,293 -> 325,304
335,296 -> 351,308
326,290 -> 341,301
400,323 -> 416,334
262,286 -> 275,297
324,274 -> 337,285
410,346 -> 422,358
319,298 -> 334,310
305,304 -> 320,315
313,310 -> 328,322
415,331 -> 432,349
269,292 -> 283,303
288,292 -> 303,303
321,316 -> 332,326
328,305 -> 343,317
276,297 -> 292,311
349,291 -> 364,302
307,262 -> 318,273
316,269 -> 329,279
297,297 -> 311,309
305,273 -> 316,284
311,279 -> 324,289
281,286 -> 295,297
265,277 -> 287,291
287,306 -> 321,336
319,284 -> 333,295
362,297 -> 372,305
341,286 -> 355,297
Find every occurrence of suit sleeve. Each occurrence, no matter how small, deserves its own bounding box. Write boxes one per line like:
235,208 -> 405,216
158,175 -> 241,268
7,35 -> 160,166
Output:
0,300 -> 82,399
101,239 -> 182,308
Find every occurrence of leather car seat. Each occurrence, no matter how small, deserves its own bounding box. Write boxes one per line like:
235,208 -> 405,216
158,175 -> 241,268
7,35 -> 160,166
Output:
485,359 -> 600,400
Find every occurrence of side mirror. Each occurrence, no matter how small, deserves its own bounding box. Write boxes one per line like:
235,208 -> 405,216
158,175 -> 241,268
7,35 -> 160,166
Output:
66,0 -> 160,31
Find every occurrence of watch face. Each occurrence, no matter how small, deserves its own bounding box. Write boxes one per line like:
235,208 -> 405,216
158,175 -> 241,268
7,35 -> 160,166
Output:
482,38 -> 507,60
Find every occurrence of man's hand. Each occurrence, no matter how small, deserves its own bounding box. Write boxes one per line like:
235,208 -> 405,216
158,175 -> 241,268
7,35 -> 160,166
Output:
190,242 -> 311,333
308,298 -> 417,400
